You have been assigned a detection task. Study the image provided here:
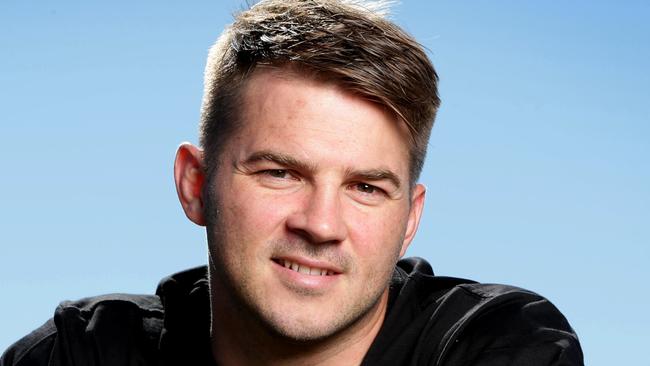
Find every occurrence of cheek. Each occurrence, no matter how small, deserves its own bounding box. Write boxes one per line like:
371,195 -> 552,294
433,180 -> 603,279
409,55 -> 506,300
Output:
345,203 -> 409,260
218,178 -> 292,244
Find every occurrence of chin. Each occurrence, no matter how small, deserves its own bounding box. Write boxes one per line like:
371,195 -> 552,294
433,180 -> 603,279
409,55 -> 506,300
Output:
262,314 -> 348,343
258,289 -> 387,344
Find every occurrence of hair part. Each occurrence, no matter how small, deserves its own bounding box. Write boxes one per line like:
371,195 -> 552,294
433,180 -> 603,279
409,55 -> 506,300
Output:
200,0 -> 440,185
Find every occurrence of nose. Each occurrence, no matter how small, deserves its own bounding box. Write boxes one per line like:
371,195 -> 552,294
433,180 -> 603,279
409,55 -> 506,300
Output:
285,186 -> 348,244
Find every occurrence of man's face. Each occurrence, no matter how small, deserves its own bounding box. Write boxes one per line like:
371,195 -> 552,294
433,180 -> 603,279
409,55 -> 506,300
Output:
204,69 -> 424,341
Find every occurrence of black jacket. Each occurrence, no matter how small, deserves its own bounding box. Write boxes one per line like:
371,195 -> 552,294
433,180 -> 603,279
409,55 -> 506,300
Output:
1,258 -> 583,365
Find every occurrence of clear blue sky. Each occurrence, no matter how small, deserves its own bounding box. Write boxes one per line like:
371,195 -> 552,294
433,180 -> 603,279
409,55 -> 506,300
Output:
1,1 -> 648,364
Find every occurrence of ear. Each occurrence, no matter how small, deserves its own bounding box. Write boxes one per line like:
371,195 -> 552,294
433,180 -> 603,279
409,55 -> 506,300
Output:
174,142 -> 206,226
399,183 -> 426,257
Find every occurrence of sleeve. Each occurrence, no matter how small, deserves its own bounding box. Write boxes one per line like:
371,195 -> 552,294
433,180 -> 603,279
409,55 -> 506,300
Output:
442,297 -> 584,366
1,319 -> 57,366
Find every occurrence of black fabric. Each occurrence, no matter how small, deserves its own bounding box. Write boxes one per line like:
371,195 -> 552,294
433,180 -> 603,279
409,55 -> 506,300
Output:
361,258 -> 583,365
1,258 -> 583,365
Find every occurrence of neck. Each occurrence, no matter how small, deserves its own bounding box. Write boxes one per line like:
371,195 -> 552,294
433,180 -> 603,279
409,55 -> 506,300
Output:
210,287 -> 389,366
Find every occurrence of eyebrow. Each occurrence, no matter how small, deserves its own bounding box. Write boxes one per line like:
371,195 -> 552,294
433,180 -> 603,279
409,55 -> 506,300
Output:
347,168 -> 402,190
243,151 -> 316,173
243,150 -> 402,190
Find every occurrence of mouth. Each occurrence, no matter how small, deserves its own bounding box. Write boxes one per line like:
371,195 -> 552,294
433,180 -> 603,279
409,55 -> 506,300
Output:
272,258 -> 337,276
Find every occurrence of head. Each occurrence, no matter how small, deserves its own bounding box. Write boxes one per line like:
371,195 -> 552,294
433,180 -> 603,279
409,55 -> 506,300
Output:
199,0 -> 440,186
174,0 -> 440,355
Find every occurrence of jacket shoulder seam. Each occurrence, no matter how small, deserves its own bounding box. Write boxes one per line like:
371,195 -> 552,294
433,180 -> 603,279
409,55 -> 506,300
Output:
58,294 -> 163,317
11,328 -> 57,366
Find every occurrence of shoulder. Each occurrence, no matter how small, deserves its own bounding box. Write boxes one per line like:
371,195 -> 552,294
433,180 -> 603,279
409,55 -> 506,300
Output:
52,293 -> 163,330
371,258 -> 583,365
1,319 -> 57,366
438,283 -> 584,365
1,294 -> 163,366
419,282 -> 584,366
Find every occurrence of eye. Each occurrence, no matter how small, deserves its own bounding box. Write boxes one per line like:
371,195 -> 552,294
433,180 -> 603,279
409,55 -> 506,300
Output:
355,182 -> 378,194
263,169 -> 290,179
348,182 -> 387,205
255,169 -> 301,189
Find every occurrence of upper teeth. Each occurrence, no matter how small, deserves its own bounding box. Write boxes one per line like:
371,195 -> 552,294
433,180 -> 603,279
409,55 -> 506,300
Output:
282,260 -> 334,276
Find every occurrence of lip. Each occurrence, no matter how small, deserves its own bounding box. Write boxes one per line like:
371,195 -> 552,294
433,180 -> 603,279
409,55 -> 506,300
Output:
273,255 -> 343,275
271,256 -> 342,293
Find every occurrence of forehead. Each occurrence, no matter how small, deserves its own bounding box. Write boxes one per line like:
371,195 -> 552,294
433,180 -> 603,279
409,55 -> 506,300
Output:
237,67 -> 412,141
232,68 -> 412,172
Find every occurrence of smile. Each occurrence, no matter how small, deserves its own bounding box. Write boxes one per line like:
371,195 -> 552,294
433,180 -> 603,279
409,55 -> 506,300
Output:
275,259 -> 336,276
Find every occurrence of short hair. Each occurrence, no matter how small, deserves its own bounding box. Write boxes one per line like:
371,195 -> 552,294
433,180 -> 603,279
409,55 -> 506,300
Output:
199,0 -> 440,184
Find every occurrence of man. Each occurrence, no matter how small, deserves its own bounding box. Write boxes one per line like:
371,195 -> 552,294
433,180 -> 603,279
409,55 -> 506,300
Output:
2,0 -> 583,365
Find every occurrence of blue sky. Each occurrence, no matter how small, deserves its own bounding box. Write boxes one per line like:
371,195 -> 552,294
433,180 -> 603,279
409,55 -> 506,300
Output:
1,1 -> 648,364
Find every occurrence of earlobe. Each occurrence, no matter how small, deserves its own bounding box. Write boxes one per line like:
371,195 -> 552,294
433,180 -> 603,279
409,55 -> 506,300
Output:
399,184 -> 426,257
174,143 -> 207,226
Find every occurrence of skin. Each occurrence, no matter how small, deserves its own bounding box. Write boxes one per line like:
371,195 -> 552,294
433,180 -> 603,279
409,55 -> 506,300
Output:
174,68 -> 426,365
